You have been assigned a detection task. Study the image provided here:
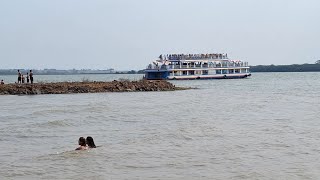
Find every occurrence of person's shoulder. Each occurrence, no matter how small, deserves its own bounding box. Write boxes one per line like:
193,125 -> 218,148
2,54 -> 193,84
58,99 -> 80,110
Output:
75,146 -> 87,150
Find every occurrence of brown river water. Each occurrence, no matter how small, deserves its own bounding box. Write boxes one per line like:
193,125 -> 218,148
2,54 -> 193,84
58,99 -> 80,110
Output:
0,72 -> 319,179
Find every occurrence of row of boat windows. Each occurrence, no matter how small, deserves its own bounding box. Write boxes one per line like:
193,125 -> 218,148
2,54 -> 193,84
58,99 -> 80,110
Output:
147,62 -> 249,69
171,69 -> 247,75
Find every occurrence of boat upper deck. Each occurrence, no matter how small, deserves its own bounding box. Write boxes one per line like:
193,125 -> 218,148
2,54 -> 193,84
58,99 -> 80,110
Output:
146,61 -> 249,70
159,53 -> 229,61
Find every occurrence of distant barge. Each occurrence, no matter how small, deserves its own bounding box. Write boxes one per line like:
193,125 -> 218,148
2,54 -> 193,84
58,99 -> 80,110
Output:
144,53 -> 251,80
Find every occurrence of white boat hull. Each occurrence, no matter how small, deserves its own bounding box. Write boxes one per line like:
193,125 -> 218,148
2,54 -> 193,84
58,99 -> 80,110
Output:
167,73 -> 251,80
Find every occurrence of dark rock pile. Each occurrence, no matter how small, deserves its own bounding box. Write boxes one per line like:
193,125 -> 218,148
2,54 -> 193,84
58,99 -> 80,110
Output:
0,80 -> 188,95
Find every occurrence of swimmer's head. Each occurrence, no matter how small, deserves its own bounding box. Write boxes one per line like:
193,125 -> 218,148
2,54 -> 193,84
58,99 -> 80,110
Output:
86,136 -> 96,148
78,137 -> 86,146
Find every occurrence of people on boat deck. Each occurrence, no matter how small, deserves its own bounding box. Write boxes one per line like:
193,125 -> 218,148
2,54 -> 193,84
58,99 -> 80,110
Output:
86,136 -> 96,148
75,137 -> 88,150
159,53 -> 228,60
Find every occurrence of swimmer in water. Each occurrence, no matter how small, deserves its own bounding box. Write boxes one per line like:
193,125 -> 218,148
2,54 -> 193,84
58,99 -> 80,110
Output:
75,137 -> 87,150
86,136 -> 96,148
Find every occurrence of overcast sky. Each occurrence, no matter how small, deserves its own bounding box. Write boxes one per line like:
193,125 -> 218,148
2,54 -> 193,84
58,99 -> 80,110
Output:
0,0 -> 319,70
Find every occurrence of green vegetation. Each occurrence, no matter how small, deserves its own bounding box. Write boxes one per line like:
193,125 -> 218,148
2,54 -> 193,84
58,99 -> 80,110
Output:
0,69 -> 145,75
250,63 -> 320,72
2,61 -> 319,75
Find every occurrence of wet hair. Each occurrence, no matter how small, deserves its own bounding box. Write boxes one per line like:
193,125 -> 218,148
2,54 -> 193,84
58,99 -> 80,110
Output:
78,137 -> 86,146
86,136 -> 96,148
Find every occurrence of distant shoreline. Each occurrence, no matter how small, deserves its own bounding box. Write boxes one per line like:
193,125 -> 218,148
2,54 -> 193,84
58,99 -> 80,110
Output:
0,69 -> 144,75
0,63 -> 320,76
1,64 -> 320,75
250,64 -> 320,72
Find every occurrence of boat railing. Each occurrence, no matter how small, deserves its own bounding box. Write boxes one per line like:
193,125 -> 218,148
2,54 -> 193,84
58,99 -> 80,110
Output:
167,62 -> 249,69
146,62 -> 249,70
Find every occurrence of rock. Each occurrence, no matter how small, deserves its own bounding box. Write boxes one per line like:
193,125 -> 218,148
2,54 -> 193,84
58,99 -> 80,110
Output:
0,80 -> 189,95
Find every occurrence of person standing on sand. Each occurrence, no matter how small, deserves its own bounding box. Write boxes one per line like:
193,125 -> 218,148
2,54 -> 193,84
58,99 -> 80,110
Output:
29,70 -> 33,84
17,70 -> 22,84
26,73 -> 29,83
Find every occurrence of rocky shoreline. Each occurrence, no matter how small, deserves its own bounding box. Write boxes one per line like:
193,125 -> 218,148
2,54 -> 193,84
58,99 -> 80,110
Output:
0,80 -> 188,95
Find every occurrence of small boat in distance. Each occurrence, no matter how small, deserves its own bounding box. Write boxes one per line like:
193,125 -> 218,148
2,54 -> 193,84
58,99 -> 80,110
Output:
144,53 -> 251,80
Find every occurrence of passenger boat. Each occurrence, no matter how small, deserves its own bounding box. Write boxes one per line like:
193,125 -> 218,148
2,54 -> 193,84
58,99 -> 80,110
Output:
144,53 -> 251,80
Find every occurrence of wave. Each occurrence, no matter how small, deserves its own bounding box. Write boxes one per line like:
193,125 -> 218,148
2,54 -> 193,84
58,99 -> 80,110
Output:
35,120 -> 71,128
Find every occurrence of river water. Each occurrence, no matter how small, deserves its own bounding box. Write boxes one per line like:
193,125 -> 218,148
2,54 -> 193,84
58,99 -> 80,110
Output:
0,72 -> 319,180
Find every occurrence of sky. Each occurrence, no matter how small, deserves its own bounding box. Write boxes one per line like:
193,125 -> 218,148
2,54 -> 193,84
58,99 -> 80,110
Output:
0,0 -> 319,70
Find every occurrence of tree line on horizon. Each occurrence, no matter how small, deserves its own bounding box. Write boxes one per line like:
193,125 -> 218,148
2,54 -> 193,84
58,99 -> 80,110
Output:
250,61 -> 320,72
1,61 -> 320,75
0,69 -> 145,75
